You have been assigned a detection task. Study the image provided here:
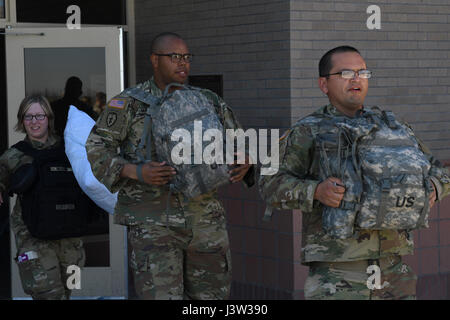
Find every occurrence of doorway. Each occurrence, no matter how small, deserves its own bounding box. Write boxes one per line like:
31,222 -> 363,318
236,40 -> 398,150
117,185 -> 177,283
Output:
5,26 -> 127,298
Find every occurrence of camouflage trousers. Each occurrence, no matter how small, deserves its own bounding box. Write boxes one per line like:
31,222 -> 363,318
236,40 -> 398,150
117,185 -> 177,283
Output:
127,207 -> 232,300
15,236 -> 85,300
304,255 -> 417,300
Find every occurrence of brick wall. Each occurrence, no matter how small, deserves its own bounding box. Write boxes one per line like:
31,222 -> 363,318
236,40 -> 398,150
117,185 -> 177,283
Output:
135,0 -> 292,130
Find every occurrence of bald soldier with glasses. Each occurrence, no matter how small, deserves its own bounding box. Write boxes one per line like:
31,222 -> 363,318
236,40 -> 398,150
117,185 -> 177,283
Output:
86,32 -> 254,300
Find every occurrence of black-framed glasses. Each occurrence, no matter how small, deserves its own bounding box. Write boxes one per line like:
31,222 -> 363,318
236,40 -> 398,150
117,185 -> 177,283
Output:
154,52 -> 194,64
24,114 -> 47,121
323,69 -> 372,79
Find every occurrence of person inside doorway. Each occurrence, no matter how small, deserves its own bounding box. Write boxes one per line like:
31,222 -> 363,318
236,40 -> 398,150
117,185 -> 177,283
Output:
51,76 -> 96,137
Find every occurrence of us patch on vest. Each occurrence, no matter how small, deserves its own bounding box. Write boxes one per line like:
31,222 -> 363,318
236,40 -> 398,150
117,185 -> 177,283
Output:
108,99 -> 126,110
106,112 -> 118,127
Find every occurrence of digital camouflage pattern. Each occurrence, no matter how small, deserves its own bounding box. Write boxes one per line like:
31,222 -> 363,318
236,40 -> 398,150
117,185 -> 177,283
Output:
0,136 -> 85,299
128,197 -> 231,300
86,77 -> 255,227
356,109 -> 432,230
308,113 -> 368,239
309,107 -> 433,239
304,255 -> 417,300
123,83 -> 230,199
259,104 -> 450,263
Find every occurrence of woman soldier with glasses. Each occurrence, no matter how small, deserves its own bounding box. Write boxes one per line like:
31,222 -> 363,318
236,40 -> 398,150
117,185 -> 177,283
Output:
0,95 -> 85,299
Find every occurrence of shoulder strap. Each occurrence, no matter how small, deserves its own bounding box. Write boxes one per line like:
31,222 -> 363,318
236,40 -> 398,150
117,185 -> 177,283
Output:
381,110 -> 398,129
122,87 -> 161,163
161,82 -> 190,99
369,106 -> 398,129
122,87 -> 160,110
13,141 -> 66,163
12,141 -> 36,158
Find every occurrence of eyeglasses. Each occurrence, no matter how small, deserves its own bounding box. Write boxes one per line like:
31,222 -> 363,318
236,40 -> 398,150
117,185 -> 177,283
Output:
24,114 -> 47,121
323,69 -> 372,79
154,52 -> 194,64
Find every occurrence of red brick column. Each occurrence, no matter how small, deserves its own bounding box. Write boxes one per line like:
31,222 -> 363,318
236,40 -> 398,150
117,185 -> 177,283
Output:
220,182 -> 299,299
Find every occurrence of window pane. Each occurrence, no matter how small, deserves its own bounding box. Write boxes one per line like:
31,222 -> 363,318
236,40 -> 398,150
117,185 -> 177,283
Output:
24,47 -> 106,100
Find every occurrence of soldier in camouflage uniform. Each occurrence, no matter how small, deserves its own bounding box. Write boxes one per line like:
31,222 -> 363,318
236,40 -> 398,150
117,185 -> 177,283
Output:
259,46 -> 450,300
0,95 -> 85,300
86,32 -> 254,300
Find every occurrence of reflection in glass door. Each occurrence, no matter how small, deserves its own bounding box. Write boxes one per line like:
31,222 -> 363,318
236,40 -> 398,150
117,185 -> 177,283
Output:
24,47 -> 106,106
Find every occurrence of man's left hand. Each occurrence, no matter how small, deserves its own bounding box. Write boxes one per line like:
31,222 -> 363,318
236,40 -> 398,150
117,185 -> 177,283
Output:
229,153 -> 252,183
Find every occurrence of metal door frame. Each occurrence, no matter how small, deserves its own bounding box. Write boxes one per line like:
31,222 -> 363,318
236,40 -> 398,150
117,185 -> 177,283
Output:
5,26 -> 127,299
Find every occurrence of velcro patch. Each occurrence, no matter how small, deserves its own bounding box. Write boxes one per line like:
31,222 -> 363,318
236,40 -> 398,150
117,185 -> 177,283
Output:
108,99 -> 127,110
106,112 -> 118,127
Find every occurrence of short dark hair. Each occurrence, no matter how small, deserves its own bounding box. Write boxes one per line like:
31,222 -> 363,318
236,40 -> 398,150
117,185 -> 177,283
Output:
319,46 -> 361,77
151,32 -> 184,53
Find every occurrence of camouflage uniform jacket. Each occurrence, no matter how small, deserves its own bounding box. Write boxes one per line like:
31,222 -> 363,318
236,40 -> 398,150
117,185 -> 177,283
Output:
0,135 -> 61,246
86,78 -> 255,227
259,104 -> 450,264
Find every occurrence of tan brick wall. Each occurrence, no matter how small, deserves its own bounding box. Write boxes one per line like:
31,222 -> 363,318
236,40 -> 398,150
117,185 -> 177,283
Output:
290,0 -> 450,161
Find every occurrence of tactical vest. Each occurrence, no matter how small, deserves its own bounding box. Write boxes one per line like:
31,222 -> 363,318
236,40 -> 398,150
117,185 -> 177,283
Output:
123,83 -> 230,199
309,107 -> 433,239
11,141 -> 108,240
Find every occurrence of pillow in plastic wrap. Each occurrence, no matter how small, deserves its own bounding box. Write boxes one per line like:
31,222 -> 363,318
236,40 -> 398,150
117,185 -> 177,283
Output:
64,105 -> 117,214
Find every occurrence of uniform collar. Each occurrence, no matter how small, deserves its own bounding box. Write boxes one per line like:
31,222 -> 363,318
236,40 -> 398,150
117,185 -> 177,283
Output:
25,134 -> 60,150
324,104 -> 366,118
148,77 -> 163,97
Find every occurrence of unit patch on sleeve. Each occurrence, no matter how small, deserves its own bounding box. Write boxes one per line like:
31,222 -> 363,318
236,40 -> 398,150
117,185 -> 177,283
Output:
106,112 -> 118,127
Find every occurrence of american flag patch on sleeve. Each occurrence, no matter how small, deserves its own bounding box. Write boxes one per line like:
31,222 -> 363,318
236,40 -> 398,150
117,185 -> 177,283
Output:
108,99 -> 126,109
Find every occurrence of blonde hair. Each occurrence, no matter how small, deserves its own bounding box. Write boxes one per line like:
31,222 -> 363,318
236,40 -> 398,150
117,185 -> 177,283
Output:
15,95 -> 55,135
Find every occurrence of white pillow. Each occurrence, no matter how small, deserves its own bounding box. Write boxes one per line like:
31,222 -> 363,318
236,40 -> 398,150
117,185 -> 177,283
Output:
64,105 -> 117,215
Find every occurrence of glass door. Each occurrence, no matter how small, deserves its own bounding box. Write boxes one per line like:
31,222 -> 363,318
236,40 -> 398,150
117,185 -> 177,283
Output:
5,26 -> 126,299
